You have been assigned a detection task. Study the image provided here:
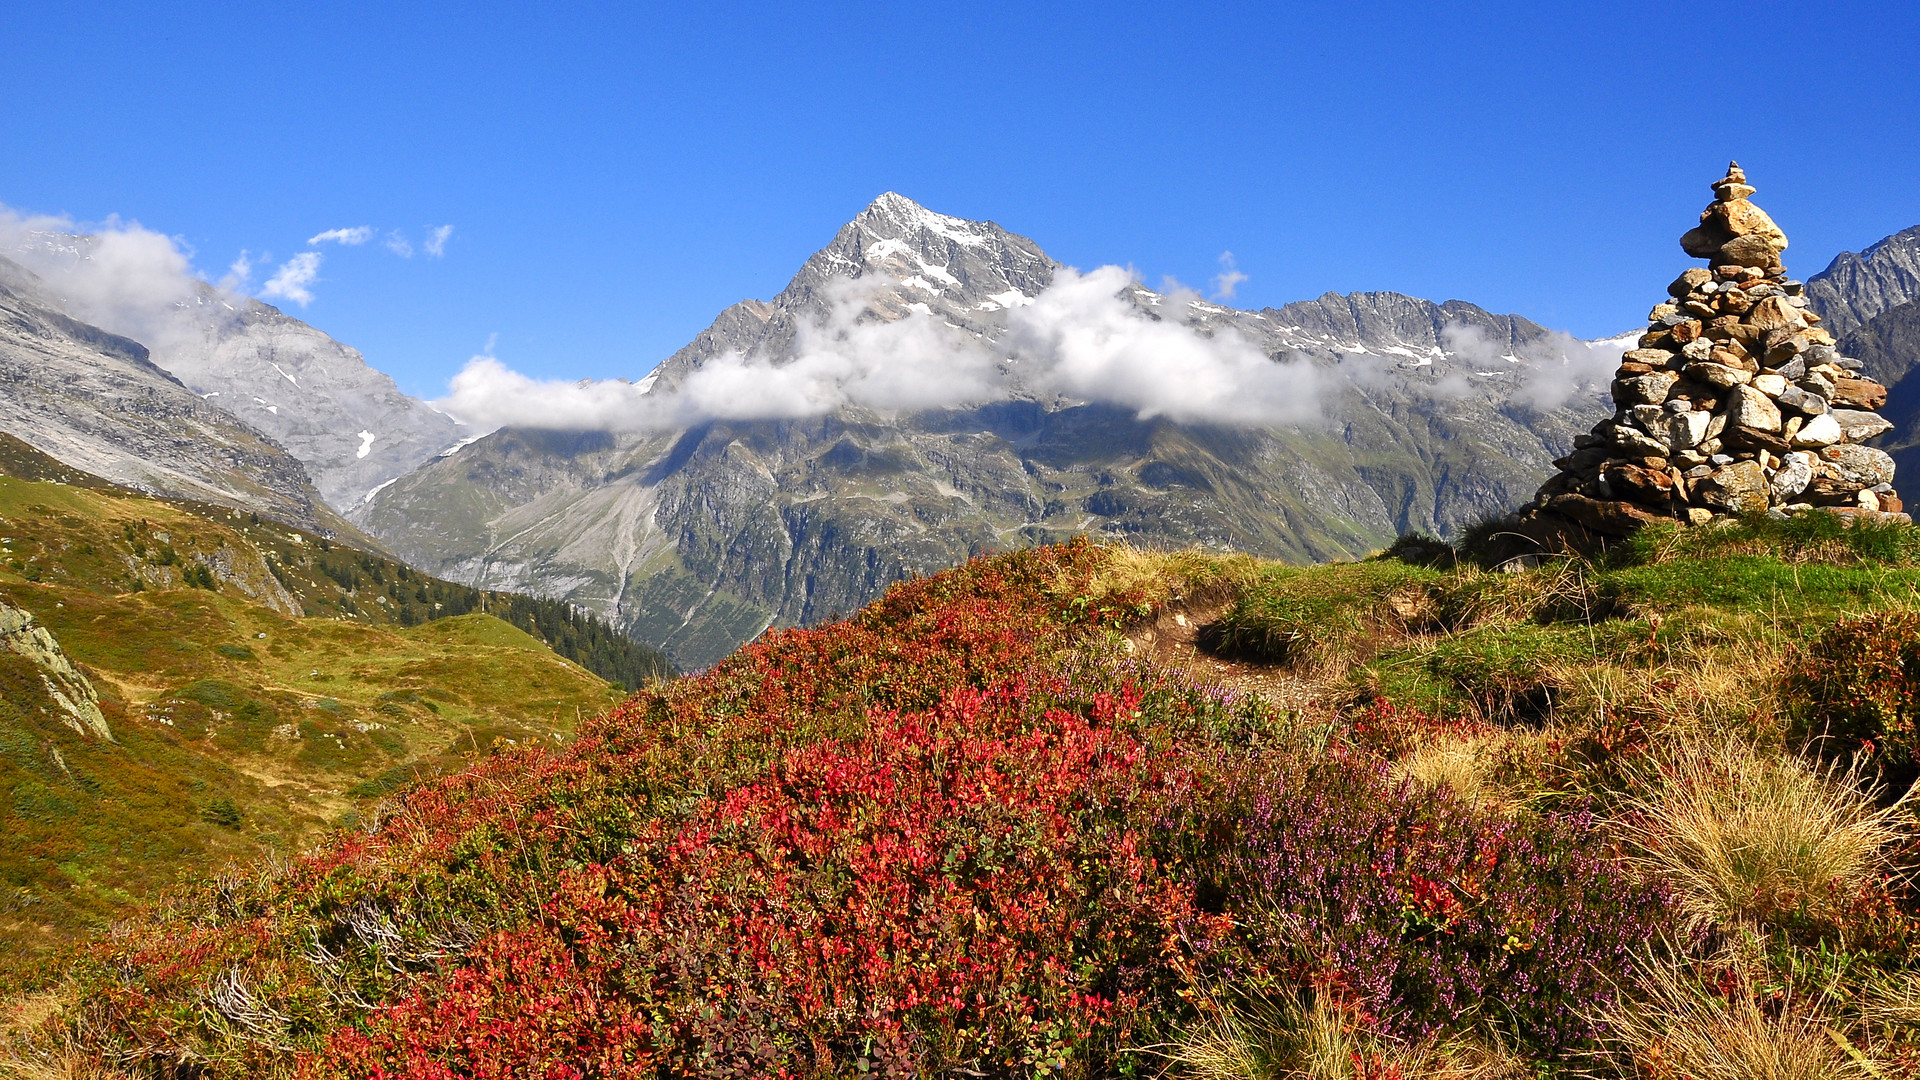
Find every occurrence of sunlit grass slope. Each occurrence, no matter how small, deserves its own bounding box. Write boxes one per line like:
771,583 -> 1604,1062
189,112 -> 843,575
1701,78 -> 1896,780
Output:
0,439 -> 666,974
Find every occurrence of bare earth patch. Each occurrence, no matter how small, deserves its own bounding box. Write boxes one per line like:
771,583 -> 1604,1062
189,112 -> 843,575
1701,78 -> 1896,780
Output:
1125,599 -> 1336,716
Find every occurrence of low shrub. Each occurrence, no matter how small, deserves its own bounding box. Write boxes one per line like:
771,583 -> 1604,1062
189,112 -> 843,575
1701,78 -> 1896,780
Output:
1162,753 -> 1670,1055
1786,611 -> 1920,765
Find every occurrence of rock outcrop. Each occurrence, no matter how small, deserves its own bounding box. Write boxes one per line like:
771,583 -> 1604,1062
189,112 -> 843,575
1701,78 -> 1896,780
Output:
0,600 -> 110,741
1510,163 -> 1906,552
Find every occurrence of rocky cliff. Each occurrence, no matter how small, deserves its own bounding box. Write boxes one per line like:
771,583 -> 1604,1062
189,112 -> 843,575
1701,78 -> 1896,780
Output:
3,233 -> 467,512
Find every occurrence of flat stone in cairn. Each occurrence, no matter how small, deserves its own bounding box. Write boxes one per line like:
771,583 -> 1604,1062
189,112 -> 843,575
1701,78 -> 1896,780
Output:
1509,162 -> 1908,553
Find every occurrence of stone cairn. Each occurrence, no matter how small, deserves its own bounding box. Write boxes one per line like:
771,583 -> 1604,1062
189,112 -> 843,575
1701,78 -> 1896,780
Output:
1511,162 -> 1906,553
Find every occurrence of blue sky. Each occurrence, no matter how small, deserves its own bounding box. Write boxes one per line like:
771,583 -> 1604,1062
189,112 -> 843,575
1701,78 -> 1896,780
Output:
2,1 -> 1916,399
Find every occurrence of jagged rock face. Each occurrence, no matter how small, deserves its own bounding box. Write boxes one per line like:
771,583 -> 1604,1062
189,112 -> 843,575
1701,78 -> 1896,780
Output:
1805,225 -> 1920,338
361,194 -> 1610,669
1841,299 -> 1920,494
3,234 -> 467,513
153,286 -> 467,511
0,600 -> 109,741
1510,163 -> 1906,553
0,260 -> 366,540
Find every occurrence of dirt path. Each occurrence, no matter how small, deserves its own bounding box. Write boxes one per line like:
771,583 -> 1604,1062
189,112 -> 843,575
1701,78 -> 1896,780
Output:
1124,600 -> 1338,716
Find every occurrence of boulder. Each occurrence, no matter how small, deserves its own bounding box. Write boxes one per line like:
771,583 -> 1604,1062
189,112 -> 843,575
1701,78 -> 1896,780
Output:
1688,362 -> 1752,388
1830,377 -> 1888,410
1770,451 -> 1815,501
1693,460 -> 1771,514
1615,372 -> 1680,406
1831,409 -> 1894,441
1744,296 -> 1807,332
1788,413 -> 1842,448
1817,443 -> 1896,488
1724,384 -> 1783,433
1667,409 -> 1712,450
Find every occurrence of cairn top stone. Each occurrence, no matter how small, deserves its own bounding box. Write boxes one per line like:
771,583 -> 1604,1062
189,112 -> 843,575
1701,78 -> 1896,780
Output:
1711,161 -> 1756,201
1681,161 -> 1788,269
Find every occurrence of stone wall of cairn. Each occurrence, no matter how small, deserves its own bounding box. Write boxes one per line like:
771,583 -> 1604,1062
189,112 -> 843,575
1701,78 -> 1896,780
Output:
1509,162 -> 1906,553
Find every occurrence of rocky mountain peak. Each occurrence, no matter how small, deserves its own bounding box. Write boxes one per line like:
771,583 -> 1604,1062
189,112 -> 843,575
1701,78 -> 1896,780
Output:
1806,223 -> 1920,337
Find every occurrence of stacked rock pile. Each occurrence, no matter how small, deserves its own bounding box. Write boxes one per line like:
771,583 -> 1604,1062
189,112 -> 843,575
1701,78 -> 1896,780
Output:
1511,162 -> 1906,552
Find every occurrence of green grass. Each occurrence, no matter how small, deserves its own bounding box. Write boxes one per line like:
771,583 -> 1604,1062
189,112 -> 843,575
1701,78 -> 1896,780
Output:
0,469 -> 645,979
1207,560 -> 1445,667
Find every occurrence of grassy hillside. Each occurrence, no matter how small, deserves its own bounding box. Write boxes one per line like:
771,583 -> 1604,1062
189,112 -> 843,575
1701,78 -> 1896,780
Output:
10,526 -> 1920,1077
0,440 -> 676,975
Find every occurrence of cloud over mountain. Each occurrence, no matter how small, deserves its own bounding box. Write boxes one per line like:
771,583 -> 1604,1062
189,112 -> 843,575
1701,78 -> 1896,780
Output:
431,267 -> 1332,433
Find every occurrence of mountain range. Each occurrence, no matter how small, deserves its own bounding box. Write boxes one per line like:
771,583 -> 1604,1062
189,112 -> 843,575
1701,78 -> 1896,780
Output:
355,194 -> 1621,668
3,197 -> 1918,670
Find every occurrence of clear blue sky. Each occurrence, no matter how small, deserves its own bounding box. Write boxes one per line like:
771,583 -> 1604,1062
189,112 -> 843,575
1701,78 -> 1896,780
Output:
2,1 -> 1916,398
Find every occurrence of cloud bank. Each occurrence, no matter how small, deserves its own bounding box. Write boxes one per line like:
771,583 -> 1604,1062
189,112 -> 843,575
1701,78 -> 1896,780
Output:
433,267 -> 1331,433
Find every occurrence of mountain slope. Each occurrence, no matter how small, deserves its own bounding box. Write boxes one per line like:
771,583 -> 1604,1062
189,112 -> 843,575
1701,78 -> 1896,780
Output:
3,234 -> 468,513
155,285 -> 468,511
361,195 -> 1610,669
0,436 -> 669,970
1805,224 -> 1920,337
0,258 -> 367,541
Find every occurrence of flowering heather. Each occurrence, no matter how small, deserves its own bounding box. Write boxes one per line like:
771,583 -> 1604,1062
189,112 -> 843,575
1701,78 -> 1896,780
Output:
24,540 -> 1675,1077
1163,755 -> 1668,1053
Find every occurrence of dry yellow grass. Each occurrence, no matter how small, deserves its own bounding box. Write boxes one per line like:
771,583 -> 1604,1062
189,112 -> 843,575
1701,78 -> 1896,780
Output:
1593,956 -> 1877,1080
1618,737 -> 1910,935
1172,989 -> 1528,1080
1058,544 -> 1262,614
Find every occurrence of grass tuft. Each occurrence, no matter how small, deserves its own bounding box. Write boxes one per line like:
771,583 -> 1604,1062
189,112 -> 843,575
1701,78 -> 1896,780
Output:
1173,988 -> 1443,1080
1592,955 -> 1876,1080
1617,737 -> 1911,936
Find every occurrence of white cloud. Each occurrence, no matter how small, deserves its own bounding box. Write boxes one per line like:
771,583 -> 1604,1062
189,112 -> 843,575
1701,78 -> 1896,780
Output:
433,275 -> 1006,431
1210,251 -> 1249,301
219,250 -> 256,292
384,231 -> 413,258
1514,329 -> 1632,412
262,252 -> 322,306
424,225 -> 453,257
307,226 -> 372,246
0,208 -> 201,344
433,266 -> 1327,434
1007,266 -> 1324,425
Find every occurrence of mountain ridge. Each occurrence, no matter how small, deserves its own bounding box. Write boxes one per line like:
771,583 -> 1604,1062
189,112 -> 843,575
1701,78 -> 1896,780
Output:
359,193 -> 1612,668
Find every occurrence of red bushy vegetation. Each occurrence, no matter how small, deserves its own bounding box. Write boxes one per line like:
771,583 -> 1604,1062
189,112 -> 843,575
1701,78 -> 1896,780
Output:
36,540 -> 1671,1077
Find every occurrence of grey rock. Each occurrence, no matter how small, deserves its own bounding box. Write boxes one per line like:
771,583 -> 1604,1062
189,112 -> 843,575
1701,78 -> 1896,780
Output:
1667,409 -> 1712,450
1804,224 -> 1920,336
0,261 -> 366,540
1817,443 -> 1897,487
1831,408 -> 1894,440
1695,459 -> 1770,513
0,600 -> 110,740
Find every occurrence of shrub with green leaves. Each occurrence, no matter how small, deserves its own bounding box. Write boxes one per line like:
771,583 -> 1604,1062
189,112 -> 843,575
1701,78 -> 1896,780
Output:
1786,611 -> 1920,762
